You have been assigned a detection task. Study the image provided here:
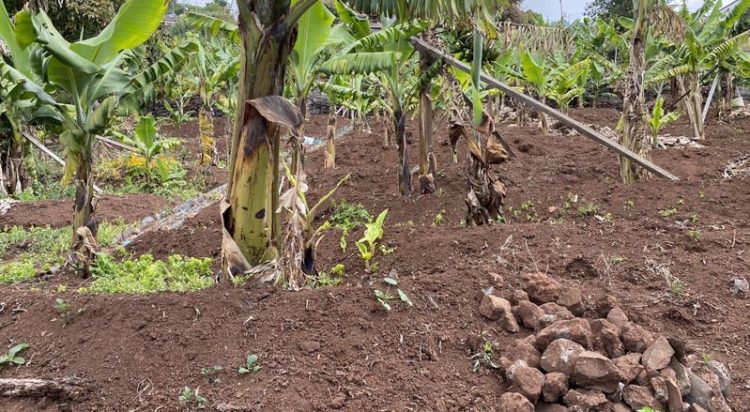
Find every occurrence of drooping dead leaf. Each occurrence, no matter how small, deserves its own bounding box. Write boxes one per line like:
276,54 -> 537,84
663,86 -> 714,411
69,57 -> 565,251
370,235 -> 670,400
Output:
246,96 -> 304,136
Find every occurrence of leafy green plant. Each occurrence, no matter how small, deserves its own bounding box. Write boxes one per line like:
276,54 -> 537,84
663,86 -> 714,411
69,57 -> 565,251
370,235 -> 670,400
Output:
329,201 -> 371,252
200,366 -> 224,384
178,386 -> 207,409
658,207 -> 678,218
687,230 -> 701,241
313,264 -> 346,288
647,96 -> 681,148
355,209 -> 388,272
54,298 -> 72,325
115,116 -> 182,166
578,202 -> 600,218
238,354 -> 261,375
470,339 -> 500,372
0,343 -> 29,367
433,210 -> 446,227
373,277 -> 413,311
84,254 -> 214,294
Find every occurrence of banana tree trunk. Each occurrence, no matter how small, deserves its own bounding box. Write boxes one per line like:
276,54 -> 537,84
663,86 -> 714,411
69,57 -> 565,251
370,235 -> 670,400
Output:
291,98 -> 307,175
394,108 -> 410,196
382,111 -> 391,148
418,82 -> 436,194
70,134 -> 97,276
3,130 -> 25,195
677,74 -> 704,140
222,1 -> 299,278
324,114 -> 336,169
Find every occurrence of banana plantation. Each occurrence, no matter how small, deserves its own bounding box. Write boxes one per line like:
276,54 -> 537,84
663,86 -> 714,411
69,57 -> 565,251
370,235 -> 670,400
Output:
1,0 -> 750,410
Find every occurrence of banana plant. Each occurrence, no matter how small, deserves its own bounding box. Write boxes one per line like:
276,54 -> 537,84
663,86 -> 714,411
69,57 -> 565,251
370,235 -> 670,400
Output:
0,1 -> 62,195
647,95 -> 681,148
13,0 -> 197,270
647,0 -> 750,140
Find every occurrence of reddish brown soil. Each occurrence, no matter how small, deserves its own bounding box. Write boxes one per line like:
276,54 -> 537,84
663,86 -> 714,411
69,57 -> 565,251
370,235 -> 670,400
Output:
0,194 -> 169,229
1,109 -> 749,411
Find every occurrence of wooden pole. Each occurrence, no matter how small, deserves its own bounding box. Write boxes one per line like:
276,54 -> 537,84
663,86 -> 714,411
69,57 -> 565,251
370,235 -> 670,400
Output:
411,38 -> 679,181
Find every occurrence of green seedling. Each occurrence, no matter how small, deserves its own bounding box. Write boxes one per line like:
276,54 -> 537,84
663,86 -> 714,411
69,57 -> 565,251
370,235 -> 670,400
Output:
0,343 -> 29,367
647,95 -> 681,148
238,354 -> 261,375
658,207 -> 678,218
470,340 -> 500,372
200,366 -> 224,384
355,210 -> 388,272
687,230 -> 701,241
433,210 -> 446,227
55,298 -> 72,324
178,386 -> 207,409
374,277 -> 413,311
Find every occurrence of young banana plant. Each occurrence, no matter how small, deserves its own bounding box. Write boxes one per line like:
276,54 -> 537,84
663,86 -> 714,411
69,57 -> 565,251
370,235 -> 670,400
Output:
647,96 -> 681,148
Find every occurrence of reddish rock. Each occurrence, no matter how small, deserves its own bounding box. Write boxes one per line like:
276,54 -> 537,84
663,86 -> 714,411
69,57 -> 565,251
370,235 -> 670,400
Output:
522,272 -> 562,304
622,323 -> 656,353
642,337 -> 675,371
563,389 -> 609,412
510,366 -> 545,403
606,307 -> 629,329
511,289 -> 530,305
650,375 -> 668,403
669,359 -> 692,397
498,392 -> 534,412
663,375 -> 684,412
689,362 -> 732,412
571,351 -> 625,393
557,286 -> 585,316
542,372 -> 569,403
593,294 -> 619,317
479,295 -> 519,333
538,303 -> 575,328
541,339 -> 585,375
706,360 -> 731,397
515,300 -> 544,330
623,385 -> 661,410
503,340 -> 542,370
536,403 -> 569,412
590,319 -> 624,358
536,319 -> 592,351
612,403 -> 631,412
614,353 -> 644,383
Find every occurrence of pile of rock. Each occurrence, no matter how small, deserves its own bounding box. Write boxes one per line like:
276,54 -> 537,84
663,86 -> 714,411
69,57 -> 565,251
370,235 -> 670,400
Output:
478,272 -> 733,412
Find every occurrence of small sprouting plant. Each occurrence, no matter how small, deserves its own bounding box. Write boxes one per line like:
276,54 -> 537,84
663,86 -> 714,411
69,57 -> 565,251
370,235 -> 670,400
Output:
638,408 -> 660,412
470,339 -> 500,372
238,354 -> 261,375
624,199 -> 635,209
330,264 -> 345,277
658,207 -> 678,218
379,244 -> 396,256
0,343 -> 29,367
563,193 -> 579,210
702,353 -> 713,363
54,298 -> 72,324
178,386 -> 207,409
355,210 -> 388,272
437,169 -> 448,178
669,278 -> 686,296
314,264 -> 346,288
329,201 -> 371,253
433,210 -> 446,227
374,277 -> 413,311
608,256 -> 627,265
578,202 -> 599,218
200,366 -> 224,384
687,230 -> 701,241
647,95 -> 681,148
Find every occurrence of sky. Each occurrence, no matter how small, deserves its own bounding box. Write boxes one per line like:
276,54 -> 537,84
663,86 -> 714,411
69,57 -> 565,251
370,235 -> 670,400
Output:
522,0 -> 707,22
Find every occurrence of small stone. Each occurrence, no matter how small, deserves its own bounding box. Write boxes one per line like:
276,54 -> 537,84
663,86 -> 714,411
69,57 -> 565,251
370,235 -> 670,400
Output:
669,359 -> 692,397
541,339 -> 585,375
522,272 -> 562,304
535,403 -> 568,412
557,287 -> 585,316
488,272 -> 504,288
536,319 -> 593,351
511,366 -> 545,403
590,319 -> 624,358
479,295 -> 519,333
542,372 -> 568,403
606,308 -> 629,329
650,375 -> 669,402
623,385 -> 661,410
612,403 -> 631,412
571,351 -> 625,393
593,294 -> 619,317
498,392 -> 534,412
663,375 -> 684,412
539,303 -> 575,328
563,389 -> 609,412
515,300 -> 544,330
622,323 -> 656,353
642,337 -> 676,371
509,340 -> 542,369
689,363 -> 732,412
731,277 -> 748,295
511,290 -> 530,305
706,360 -> 731,397
614,353 -> 644,383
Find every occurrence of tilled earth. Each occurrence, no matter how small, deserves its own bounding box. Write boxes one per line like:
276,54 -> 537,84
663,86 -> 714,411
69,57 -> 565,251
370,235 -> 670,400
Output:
1,108 -> 749,411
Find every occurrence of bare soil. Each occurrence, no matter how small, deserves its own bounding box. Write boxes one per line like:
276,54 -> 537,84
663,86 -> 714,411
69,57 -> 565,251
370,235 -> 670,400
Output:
1,108 -> 749,411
